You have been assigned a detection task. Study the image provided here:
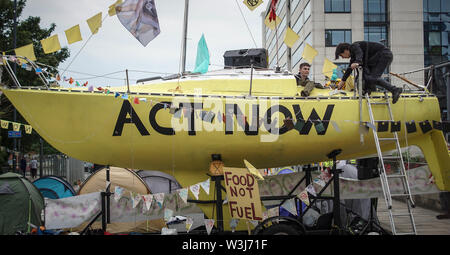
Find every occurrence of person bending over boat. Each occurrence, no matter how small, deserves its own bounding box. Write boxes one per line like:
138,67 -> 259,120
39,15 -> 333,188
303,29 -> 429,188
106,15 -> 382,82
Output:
294,63 -> 323,97
335,41 -> 402,104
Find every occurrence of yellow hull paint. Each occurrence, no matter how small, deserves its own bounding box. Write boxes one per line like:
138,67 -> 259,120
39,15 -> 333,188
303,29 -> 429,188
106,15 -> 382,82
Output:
2,80 -> 449,231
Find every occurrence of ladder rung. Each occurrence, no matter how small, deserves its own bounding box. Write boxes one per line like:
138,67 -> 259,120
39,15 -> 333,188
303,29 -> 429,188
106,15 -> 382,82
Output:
395,232 -> 416,235
370,102 -> 389,105
382,156 -> 401,160
379,138 -> 397,141
390,193 -> 411,197
387,174 -> 406,178
392,212 -> 413,217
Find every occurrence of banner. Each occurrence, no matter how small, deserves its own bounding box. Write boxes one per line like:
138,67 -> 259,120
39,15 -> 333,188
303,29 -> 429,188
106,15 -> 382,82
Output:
223,168 -> 263,221
45,192 -> 102,230
116,0 -> 161,46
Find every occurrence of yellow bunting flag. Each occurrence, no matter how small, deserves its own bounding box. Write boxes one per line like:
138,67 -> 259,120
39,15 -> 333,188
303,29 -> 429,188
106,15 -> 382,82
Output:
87,12 -> 103,34
1,120 -> 9,129
41,35 -> 61,54
24,125 -> 32,134
243,159 -> 264,180
12,122 -> 20,132
264,12 -> 281,30
243,0 -> 263,11
65,25 -> 83,45
283,27 -> 299,48
322,58 -> 338,78
108,0 -> 123,16
302,43 -> 318,64
14,43 -> 37,62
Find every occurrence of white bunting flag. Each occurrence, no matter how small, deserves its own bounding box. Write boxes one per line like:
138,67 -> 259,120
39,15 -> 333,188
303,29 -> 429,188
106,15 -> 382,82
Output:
190,184 -> 200,200
200,178 -> 211,195
305,183 -> 317,196
281,198 -> 297,216
154,193 -> 165,208
164,208 -> 174,222
313,178 -> 326,187
114,186 -> 124,202
142,194 -> 153,211
205,219 -> 214,235
230,218 -> 239,232
130,191 -> 142,208
297,189 -> 310,206
186,217 -> 193,232
178,188 -> 188,204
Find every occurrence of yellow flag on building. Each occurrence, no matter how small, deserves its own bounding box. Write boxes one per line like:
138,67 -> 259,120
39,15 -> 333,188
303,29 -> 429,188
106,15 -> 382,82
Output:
41,35 -> 61,54
108,0 -> 123,16
65,25 -> 83,45
24,125 -> 33,134
283,27 -> 299,48
0,120 -> 9,129
12,122 -> 20,132
302,43 -> 318,63
322,58 -> 338,78
87,12 -> 103,34
243,0 -> 263,11
264,12 -> 281,30
14,43 -> 37,62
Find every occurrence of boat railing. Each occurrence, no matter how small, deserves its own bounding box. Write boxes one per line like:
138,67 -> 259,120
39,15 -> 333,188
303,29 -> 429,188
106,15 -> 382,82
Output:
1,54 -> 50,89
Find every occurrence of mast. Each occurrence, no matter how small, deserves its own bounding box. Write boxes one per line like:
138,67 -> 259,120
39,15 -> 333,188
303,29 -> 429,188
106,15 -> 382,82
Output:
180,0 -> 189,75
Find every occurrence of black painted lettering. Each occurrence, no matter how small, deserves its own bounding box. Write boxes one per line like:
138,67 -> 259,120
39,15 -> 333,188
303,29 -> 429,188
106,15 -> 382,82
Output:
149,101 -> 175,136
113,100 -> 150,136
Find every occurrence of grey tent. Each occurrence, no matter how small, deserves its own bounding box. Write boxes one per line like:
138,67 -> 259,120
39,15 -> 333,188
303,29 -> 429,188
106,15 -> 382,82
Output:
136,170 -> 181,194
0,172 -> 44,235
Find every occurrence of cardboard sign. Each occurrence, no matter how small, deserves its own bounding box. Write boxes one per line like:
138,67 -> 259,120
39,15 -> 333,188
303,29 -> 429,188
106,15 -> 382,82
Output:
223,168 -> 263,221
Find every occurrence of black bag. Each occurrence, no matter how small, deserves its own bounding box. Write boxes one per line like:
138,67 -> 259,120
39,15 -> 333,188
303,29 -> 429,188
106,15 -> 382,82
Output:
356,157 -> 380,180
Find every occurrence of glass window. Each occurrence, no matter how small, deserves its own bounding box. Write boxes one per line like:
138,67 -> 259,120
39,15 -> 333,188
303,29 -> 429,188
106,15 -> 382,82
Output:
429,31 -> 441,46
291,42 -> 304,67
304,1 -> 312,20
442,0 -> 450,12
292,11 -> 304,33
364,26 -> 387,44
277,15 -> 287,38
364,0 -> 387,22
428,0 -> 441,12
325,0 -> 351,13
291,0 -> 301,15
325,29 -> 352,46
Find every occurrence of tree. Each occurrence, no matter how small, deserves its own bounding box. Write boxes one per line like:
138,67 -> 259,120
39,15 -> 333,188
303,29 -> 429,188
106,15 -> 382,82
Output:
0,0 -> 70,163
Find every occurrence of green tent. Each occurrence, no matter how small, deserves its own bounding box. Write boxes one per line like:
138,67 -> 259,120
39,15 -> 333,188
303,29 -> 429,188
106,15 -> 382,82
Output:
0,172 -> 44,235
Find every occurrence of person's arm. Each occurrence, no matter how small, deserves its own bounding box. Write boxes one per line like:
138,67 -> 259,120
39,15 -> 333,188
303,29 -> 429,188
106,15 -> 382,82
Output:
341,66 -> 353,82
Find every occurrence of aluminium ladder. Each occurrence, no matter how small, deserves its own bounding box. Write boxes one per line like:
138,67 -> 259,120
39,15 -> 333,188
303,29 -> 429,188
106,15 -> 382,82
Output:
365,92 -> 417,235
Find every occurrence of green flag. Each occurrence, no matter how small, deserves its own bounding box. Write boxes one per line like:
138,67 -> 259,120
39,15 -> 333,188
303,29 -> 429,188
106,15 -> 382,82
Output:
193,34 -> 210,74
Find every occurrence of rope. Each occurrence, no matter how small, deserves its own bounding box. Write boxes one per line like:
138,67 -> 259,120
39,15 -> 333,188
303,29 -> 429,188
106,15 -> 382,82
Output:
60,14 -> 110,78
234,0 -> 258,48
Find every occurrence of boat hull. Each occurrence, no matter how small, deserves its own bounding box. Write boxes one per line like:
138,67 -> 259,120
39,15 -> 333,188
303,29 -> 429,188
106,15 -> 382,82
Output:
3,87 -> 448,191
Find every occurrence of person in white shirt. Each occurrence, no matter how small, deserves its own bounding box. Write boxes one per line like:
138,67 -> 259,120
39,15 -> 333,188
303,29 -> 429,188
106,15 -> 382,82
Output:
30,158 -> 38,179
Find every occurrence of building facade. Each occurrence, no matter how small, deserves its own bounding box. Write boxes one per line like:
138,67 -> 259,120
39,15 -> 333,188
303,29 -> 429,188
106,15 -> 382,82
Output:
262,0 -> 449,87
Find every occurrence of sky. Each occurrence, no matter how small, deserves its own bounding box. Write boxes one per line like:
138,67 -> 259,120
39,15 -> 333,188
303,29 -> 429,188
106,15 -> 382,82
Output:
21,0 -> 267,87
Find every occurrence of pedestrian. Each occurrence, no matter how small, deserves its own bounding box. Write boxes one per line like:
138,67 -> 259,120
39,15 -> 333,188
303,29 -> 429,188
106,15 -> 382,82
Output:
335,41 -> 402,104
30,157 -> 38,179
20,156 -> 27,177
294,63 -> 323,97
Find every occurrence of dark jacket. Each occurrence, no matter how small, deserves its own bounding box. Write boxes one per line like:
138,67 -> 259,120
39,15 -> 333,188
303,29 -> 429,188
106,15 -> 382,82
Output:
342,41 -> 389,81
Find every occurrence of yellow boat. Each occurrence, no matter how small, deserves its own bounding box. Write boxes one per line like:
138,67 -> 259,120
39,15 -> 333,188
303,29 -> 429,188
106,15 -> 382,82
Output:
1,56 -> 449,231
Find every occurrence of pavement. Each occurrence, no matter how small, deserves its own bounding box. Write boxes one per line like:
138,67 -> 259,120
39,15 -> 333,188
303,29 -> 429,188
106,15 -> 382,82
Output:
376,198 -> 450,235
